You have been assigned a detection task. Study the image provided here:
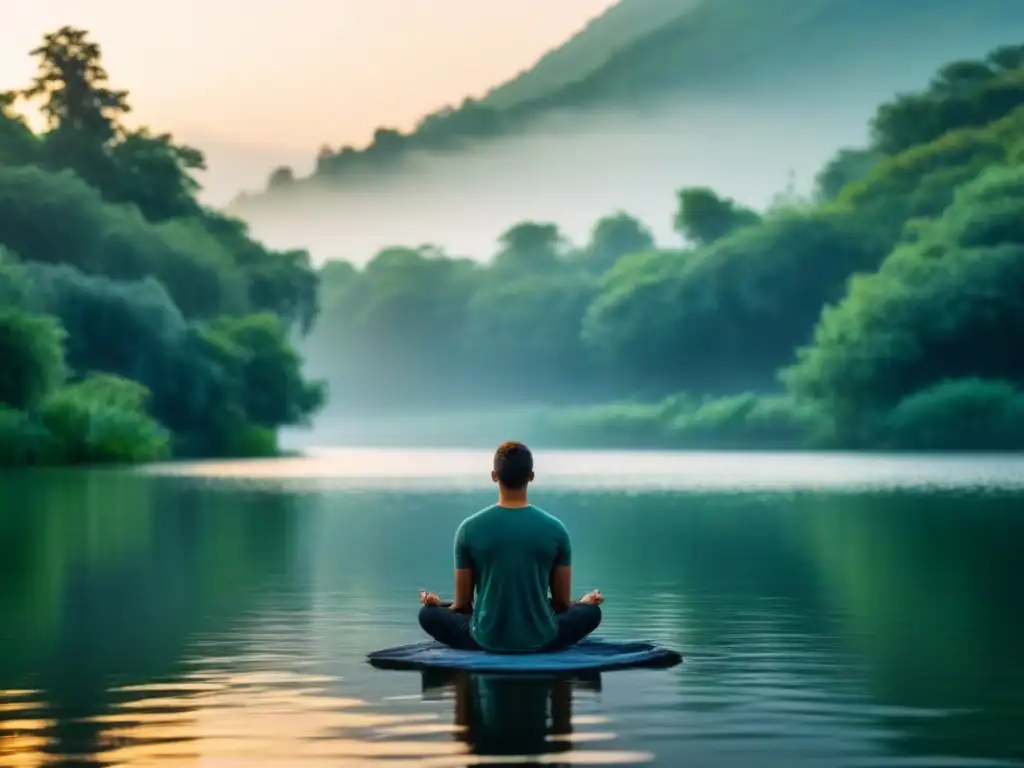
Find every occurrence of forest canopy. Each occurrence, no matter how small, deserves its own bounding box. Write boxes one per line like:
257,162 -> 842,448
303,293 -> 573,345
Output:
6,25 -> 1024,459
304,40 -> 1024,451
0,26 -> 324,466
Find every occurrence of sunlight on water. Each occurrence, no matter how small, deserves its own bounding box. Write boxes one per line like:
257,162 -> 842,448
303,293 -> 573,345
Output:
1,668 -> 646,767
4,450 -> 1024,766
141,447 -> 1024,492
0,601 -> 647,767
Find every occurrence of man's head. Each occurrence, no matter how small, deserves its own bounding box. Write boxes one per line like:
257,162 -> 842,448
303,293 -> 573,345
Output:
491,441 -> 534,490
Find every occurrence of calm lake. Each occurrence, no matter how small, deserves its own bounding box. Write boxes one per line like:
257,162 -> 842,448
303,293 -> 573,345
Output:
2,448 -> 1023,767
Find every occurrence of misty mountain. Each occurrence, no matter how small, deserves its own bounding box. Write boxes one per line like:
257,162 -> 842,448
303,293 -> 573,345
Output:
229,0 -> 1024,264
479,0 -> 700,109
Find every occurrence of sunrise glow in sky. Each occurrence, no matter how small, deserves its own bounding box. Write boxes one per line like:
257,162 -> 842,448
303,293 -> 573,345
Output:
2,0 -> 616,152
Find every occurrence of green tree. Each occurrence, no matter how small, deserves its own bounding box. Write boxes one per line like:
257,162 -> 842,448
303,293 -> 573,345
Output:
585,208 -> 881,394
0,310 -> 66,410
0,26 -> 327,464
869,46 -> 1024,155
464,272 -> 599,398
267,166 -> 295,190
22,26 -> 128,137
784,165 -> 1024,445
0,164 -> 246,319
200,314 -> 325,430
0,92 -> 40,166
583,211 -> 655,274
813,148 -> 879,200
492,222 -> 566,274
20,26 -> 128,189
673,187 -> 761,246
201,212 -> 319,333
107,128 -> 206,222
39,373 -> 171,464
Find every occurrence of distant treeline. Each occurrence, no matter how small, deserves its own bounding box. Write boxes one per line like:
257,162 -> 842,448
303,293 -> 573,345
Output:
0,27 -> 325,466
306,43 -> 1024,451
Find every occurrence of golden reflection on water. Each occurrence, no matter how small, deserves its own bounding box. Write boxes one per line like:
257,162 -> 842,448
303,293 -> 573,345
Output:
1,667 -> 650,766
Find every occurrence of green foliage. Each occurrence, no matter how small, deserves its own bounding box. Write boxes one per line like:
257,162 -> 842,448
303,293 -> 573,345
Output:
22,26 -> 128,141
200,211 -> 320,333
0,26 -> 325,466
880,379 -> 1024,451
492,222 -> 567,275
0,94 -> 41,166
465,272 -> 599,389
0,163 -> 246,320
305,39 -> 1024,453
38,374 -> 171,464
10,22 -> 1024,455
540,398 -> 680,447
0,248 -> 28,306
784,164 -> 1024,445
869,46 -> 1024,155
0,309 -> 66,410
536,392 -> 824,450
814,148 -> 879,201
0,333 -> 172,468
582,207 -> 882,393
583,211 -> 655,274
674,187 -> 761,246
0,406 -> 57,466
106,128 -> 205,221
199,314 -> 325,430
311,246 -> 484,407
667,393 -> 825,449
841,107 -> 1024,242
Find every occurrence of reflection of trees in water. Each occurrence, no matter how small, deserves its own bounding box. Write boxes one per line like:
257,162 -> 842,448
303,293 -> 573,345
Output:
421,669 -> 601,761
552,488 -> 1024,765
801,490 -> 1024,765
0,471 -> 305,761
548,490 -> 833,649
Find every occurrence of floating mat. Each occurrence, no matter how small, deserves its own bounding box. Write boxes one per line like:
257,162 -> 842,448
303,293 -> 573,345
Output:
367,637 -> 682,673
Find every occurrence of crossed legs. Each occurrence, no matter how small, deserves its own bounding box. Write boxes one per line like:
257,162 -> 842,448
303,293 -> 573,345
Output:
418,603 -> 602,652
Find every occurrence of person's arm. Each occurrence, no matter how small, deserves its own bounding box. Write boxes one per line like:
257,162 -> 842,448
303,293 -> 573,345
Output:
549,524 -> 573,613
451,522 -> 474,612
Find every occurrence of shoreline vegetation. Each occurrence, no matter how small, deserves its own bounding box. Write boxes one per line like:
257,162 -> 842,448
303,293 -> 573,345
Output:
4,23 -> 1024,467
303,38 -> 1024,455
1,27 -> 324,467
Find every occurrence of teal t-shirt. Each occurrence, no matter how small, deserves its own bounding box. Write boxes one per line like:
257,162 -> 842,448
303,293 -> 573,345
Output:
454,503 -> 572,653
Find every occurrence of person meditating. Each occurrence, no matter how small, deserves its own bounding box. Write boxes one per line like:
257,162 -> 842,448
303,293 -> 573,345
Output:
418,441 -> 604,653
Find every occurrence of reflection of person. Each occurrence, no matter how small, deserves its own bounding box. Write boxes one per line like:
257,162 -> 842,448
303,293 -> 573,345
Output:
418,441 -> 603,653
421,670 -> 602,758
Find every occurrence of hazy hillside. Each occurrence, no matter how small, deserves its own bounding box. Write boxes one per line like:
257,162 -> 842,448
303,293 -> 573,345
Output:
230,0 -> 1024,263
480,0 -> 698,109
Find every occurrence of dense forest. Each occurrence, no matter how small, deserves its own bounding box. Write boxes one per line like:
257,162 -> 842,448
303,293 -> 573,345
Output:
0,27 -> 325,466
306,41 -> 1024,451
237,0 -> 1023,200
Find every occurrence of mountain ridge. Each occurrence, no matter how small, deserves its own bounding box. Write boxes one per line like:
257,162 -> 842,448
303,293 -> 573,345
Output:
478,0 -> 699,110
234,0 -> 1024,208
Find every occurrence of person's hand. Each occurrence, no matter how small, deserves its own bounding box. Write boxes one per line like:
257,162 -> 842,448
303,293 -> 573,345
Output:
578,589 -> 604,605
419,590 -> 442,606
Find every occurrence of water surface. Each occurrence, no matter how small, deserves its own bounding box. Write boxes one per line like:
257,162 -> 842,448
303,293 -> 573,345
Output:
1,449 -> 1023,766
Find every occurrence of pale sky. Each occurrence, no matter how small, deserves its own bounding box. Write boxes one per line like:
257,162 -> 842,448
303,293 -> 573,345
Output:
3,1 -> 617,153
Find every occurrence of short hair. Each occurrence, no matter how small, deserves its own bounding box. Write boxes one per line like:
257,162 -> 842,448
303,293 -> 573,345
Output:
493,441 -> 533,489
